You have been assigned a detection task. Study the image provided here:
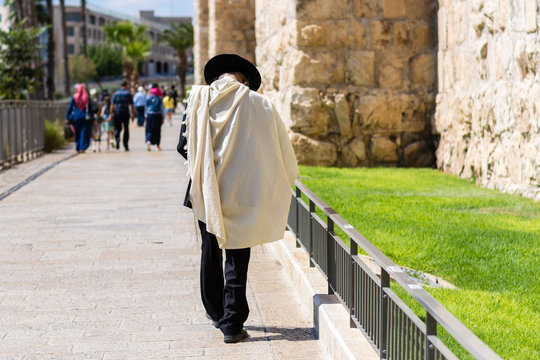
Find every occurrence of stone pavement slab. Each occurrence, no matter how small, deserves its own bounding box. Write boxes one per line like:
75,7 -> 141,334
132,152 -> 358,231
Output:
0,115 -> 329,359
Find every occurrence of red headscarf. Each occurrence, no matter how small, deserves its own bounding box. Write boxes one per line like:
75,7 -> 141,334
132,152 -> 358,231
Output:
73,84 -> 89,110
150,87 -> 163,97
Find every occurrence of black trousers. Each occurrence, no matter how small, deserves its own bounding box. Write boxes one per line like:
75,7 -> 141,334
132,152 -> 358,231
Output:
198,221 -> 250,335
114,112 -> 130,150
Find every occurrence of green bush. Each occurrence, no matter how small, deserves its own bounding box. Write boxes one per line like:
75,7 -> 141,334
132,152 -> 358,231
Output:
44,120 -> 66,153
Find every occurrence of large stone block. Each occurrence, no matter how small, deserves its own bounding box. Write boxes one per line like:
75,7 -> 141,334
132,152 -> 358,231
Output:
403,140 -> 434,167
346,51 -> 375,86
378,52 -> 404,89
409,53 -> 436,88
371,136 -> 398,162
299,24 -> 326,47
334,94 -> 351,137
413,24 -> 435,49
405,0 -> 435,21
349,137 -> 366,160
352,0 -> 381,18
288,87 -> 332,136
370,20 -> 392,48
288,51 -> 345,85
296,0 -> 351,20
525,0 -> 538,32
290,132 -> 338,166
355,94 -> 402,130
384,0 -> 406,18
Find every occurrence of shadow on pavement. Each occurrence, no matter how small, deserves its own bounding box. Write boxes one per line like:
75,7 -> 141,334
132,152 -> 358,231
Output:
244,325 -> 316,342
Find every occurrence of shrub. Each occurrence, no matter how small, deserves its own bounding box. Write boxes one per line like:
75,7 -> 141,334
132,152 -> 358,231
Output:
44,120 -> 66,153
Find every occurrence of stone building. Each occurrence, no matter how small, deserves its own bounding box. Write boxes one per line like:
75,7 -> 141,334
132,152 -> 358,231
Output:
194,0 -> 539,200
51,4 -> 190,90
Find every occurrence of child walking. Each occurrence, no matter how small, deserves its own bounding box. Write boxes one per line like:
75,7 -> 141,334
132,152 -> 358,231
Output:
163,92 -> 175,126
100,96 -> 114,149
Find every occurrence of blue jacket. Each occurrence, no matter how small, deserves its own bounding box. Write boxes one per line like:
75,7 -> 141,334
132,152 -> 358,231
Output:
66,97 -> 93,122
146,94 -> 163,115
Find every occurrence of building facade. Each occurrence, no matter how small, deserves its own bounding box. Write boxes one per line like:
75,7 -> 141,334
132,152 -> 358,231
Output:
51,5 -> 191,90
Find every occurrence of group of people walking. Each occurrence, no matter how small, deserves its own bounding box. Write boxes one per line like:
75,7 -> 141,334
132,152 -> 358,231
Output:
65,80 -> 178,153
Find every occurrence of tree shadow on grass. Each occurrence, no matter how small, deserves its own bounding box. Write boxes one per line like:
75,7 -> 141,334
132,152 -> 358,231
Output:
244,325 -> 316,342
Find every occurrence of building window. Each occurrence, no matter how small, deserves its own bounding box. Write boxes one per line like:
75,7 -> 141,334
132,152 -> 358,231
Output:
164,63 -> 169,74
66,12 -> 82,22
89,15 -> 95,25
157,61 -> 162,74
67,44 -> 75,55
67,26 -> 74,36
98,17 -> 105,26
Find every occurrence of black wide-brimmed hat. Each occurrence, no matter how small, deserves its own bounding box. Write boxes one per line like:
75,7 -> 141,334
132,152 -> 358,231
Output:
204,54 -> 261,91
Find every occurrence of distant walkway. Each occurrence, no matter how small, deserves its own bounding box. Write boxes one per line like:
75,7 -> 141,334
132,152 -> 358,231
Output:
0,114 -> 329,359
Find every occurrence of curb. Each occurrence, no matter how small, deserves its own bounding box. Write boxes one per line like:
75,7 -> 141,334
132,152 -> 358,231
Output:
268,232 -> 378,360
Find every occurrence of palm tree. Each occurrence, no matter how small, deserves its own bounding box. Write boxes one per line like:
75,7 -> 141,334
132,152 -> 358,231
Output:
104,21 -> 150,91
45,0 -> 55,99
59,0 -> 70,96
159,22 -> 193,99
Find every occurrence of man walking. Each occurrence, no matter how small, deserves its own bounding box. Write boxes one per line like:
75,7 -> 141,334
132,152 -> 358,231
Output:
177,54 -> 298,343
111,80 -> 136,151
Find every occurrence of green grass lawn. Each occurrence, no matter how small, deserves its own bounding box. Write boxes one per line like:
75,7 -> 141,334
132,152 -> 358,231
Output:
298,166 -> 540,360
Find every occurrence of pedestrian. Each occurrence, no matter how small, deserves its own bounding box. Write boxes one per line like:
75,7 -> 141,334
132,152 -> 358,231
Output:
163,91 -> 175,126
145,83 -> 164,151
134,85 -> 147,127
111,80 -> 136,151
100,96 -> 114,149
89,88 -> 101,152
170,84 -> 178,113
177,54 -> 298,344
65,84 -> 94,153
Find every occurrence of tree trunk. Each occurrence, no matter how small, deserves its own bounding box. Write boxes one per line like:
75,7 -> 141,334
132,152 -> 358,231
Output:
46,0 -> 55,100
178,51 -> 187,99
26,0 -> 44,99
59,0 -> 70,96
12,0 -> 24,22
81,0 -> 87,56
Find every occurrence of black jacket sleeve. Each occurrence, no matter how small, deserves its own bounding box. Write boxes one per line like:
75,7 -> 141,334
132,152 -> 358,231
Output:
177,113 -> 192,208
177,113 -> 187,159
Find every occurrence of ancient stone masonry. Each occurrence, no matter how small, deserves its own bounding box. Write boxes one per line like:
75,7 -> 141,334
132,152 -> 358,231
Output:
195,0 -> 539,199
435,0 -> 540,200
255,0 -> 438,167
194,0 -> 256,84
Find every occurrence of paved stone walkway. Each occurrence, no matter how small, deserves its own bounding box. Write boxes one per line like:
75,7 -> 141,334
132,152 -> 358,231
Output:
0,115 -> 329,359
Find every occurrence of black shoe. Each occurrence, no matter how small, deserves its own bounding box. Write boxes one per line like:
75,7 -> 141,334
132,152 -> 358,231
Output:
205,313 -> 219,328
223,329 -> 248,344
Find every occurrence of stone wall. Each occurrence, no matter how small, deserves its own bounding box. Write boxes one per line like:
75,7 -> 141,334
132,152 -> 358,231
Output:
194,0 -> 256,85
194,0 -> 209,85
435,0 -> 540,200
256,0 -> 438,167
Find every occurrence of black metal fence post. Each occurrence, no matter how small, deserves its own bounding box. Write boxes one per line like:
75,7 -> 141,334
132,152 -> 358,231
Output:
327,215 -> 334,295
380,269 -> 390,359
295,186 -> 301,248
426,312 -> 437,360
350,238 -> 358,328
308,199 -> 315,267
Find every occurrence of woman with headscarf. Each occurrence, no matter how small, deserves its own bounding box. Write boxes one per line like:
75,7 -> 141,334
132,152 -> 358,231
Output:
65,84 -> 94,153
145,83 -> 164,151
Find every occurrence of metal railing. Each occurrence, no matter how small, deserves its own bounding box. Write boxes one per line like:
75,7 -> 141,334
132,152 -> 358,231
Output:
287,181 -> 502,360
0,100 -> 68,169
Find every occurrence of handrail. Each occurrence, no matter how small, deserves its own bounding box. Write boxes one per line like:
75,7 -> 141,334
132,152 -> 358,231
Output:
290,180 -> 502,360
0,100 -> 69,169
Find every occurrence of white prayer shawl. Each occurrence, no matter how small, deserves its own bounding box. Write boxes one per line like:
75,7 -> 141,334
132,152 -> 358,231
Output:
185,77 -> 299,249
